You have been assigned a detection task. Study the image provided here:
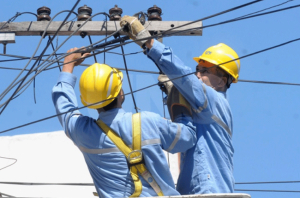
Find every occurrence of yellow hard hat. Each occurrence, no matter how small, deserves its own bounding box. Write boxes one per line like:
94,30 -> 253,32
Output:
79,63 -> 123,109
193,43 -> 240,83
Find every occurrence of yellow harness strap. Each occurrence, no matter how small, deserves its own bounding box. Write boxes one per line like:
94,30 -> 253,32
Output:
96,113 -> 164,197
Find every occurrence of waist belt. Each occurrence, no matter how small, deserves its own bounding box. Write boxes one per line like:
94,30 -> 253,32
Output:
96,113 -> 164,197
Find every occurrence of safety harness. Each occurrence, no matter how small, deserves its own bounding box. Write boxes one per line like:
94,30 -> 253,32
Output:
96,113 -> 164,197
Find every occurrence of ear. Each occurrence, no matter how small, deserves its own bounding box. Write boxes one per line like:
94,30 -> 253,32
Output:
217,76 -> 227,88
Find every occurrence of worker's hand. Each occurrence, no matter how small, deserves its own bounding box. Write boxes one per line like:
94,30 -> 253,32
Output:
158,74 -> 173,95
120,15 -> 151,47
166,87 -> 192,121
63,47 -> 90,73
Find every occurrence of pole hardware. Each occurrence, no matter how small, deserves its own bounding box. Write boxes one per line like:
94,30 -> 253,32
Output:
37,6 -> 51,21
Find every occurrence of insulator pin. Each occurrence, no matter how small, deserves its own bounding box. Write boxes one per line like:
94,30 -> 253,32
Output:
37,6 -> 51,21
109,5 -> 123,21
147,5 -> 162,21
77,5 -> 92,21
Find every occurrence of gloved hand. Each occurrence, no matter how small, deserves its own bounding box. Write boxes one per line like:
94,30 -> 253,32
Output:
158,74 -> 173,95
167,87 -> 192,121
158,74 -> 192,121
120,15 -> 151,47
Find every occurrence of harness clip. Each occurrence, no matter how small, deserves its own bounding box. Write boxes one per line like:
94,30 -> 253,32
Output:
127,150 -> 143,165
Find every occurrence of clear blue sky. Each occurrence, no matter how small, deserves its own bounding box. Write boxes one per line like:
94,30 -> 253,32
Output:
0,0 -> 300,197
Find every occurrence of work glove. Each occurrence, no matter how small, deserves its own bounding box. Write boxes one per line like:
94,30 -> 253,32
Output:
158,74 -> 173,95
120,15 -> 151,47
158,74 -> 192,121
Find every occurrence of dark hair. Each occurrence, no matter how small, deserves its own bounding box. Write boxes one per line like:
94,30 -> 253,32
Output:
103,98 -> 118,111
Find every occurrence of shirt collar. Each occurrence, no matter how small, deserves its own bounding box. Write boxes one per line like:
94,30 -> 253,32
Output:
98,108 -> 125,120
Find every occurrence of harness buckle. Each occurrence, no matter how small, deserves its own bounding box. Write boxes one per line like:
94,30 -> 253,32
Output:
127,150 -> 143,165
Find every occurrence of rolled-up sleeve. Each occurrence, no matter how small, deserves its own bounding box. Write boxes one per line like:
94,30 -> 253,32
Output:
147,40 -> 214,115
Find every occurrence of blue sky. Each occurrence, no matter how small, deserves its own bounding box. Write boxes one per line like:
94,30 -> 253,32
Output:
0,0 -> 300,197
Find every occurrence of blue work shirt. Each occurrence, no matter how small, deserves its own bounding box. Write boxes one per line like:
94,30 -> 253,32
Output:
52,72 -> 196,198
147,40 -> 234,194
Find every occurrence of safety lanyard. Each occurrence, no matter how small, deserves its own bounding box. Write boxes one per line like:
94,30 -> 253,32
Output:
96,113 -> 164,197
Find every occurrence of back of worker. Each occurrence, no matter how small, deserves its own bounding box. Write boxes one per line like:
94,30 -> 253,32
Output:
52,49 -> 196,198
70,109 -> 194,197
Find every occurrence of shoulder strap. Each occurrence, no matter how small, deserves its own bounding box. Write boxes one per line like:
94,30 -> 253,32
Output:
96,113 -> 164,197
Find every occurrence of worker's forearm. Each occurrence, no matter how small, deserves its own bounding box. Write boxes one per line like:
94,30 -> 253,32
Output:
145,39 -> 154,49
62,61 -> 75,73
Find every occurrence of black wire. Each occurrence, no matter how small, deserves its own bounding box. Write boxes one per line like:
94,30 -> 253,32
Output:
33,70 -> 37,104
1,32 -> 300,112
235,189 -> 300,193
1,1 -> 300,131
234,0 -> 294,20
88,35 -> 97,63
0,12 -> 37,30
104,15 -> 108,63
0,191 -> 16,197
163,3 -> 300,38
120,41 -> 139,113
48,35 -> 62,71
0,156 -> 17,171
0,5 -> 80,111
1,34 -> 300,134
1,0 -> 293,81
113,20 -> 139,113
0,1 -> 81,115
239,79 -> 300,86
161,0 -> 264,36
236,180 -> 300,184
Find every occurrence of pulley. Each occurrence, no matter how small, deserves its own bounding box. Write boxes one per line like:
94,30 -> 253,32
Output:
77,5 -> 92,21
37,6 -> 51,21
109,5 -> 123,21
147,5 -> 162,21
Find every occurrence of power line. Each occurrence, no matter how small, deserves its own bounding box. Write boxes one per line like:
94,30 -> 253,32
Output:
235,189 -> 300,193
236,180 -> 300,185
0,156 -> 17,171
1,34 -> 300,133
161,0 -> 264,36
0,2 -> 82,115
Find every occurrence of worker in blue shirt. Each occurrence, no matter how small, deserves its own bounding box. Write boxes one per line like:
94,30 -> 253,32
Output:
120,16 -> 241,194
52,47 -> 196,198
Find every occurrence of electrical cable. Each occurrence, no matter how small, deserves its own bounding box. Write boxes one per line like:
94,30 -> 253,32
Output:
0,4 -> 81,113
236,180 -> 300,184
2,28 -> 300,111
0,43 -> 123,109
0,12 -> 37,30
161,0 -> 264,36
0,8 -> 80,99
234,0 -> 294,20
0,5 -> 92,111
0,10 -> 117,109
1,34 -> 300,134
0,191 -> 16,197
1,0 -> 293,82
112,20 -> 139,113
88,35 -> 97,63
239,79 -> 300,86
2,2 -> 299,129
235,189 -> 300,193
162,3 -> 300,38
48,35 -> 62,71
0,156 -> 17,171
119,42 -> 139,113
